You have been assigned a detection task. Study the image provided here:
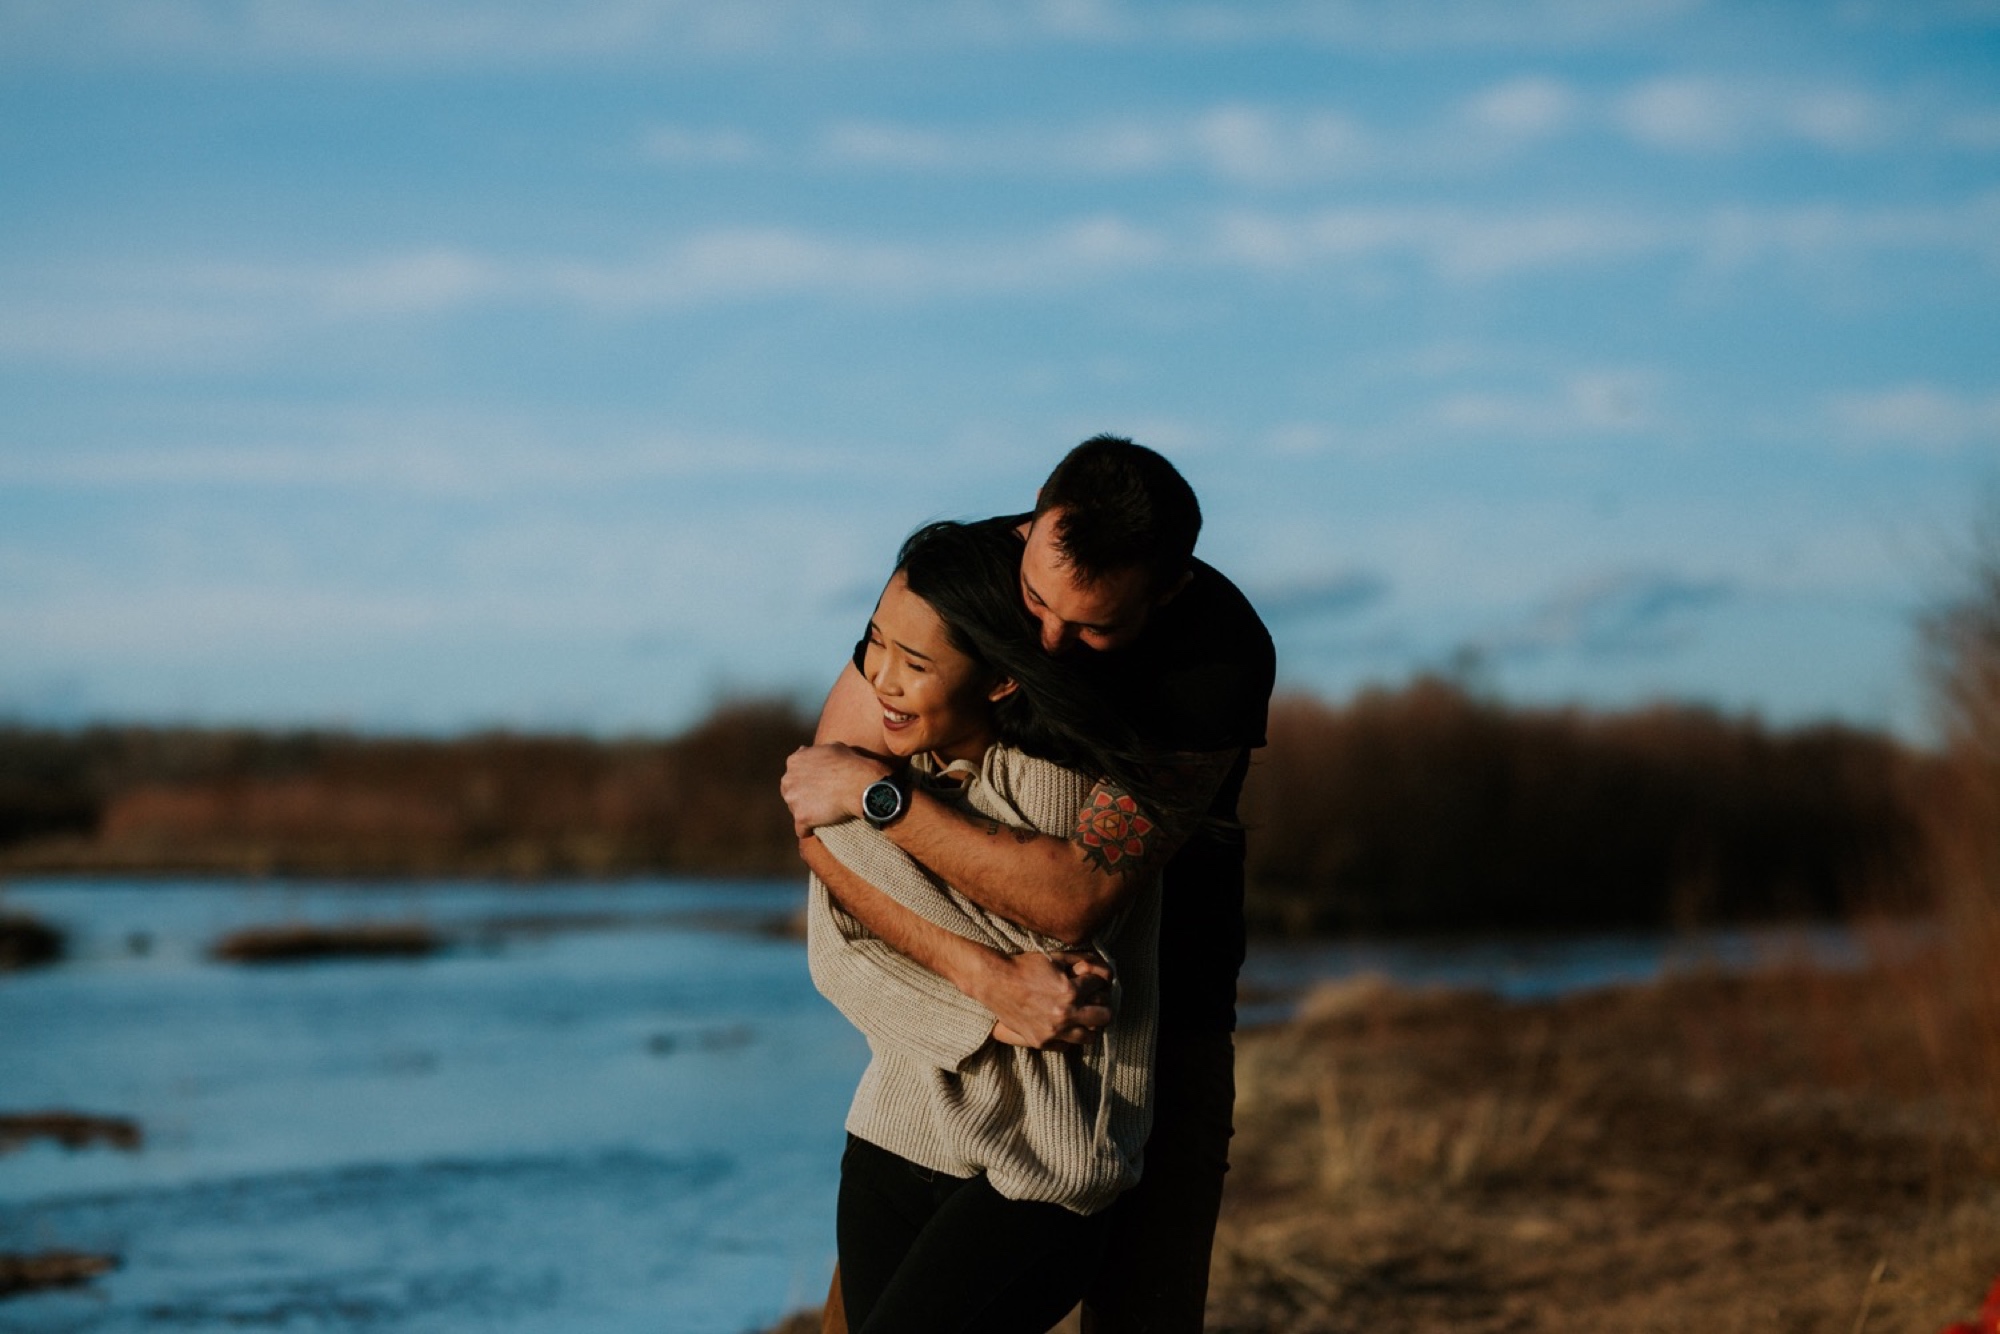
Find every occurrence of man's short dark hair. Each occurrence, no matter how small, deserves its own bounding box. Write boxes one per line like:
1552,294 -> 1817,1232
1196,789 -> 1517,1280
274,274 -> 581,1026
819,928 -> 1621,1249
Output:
1033,434 -> 1202,592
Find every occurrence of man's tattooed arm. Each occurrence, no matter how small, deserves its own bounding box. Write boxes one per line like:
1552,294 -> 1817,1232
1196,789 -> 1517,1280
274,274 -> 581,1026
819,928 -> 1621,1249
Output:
870,748 -> 1243,943
1070,751 -> 1237,879
1073,782 -> 1161,875
982,818 -> 1041,847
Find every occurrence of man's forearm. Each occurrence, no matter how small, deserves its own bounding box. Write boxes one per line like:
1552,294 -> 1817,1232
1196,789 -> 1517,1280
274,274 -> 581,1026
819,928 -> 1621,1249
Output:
801,666 -> 1113,939
802,836 -> 1113,1048
801,835 -> 1003,998
881,793 -> 1117,944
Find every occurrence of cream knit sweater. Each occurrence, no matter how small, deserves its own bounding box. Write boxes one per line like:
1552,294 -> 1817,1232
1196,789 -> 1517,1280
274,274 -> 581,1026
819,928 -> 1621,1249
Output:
807,744 -> 1160,1216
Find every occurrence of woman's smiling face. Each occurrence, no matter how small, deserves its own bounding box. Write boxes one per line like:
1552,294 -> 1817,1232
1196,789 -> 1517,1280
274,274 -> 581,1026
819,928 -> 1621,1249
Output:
862,571 -> 1011,764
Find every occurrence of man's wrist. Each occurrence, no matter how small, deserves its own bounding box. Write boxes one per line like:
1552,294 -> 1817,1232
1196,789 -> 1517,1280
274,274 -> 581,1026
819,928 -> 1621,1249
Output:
843,752 -> 895,820
952,939 -> 1010,1009
860,765 -> 910,829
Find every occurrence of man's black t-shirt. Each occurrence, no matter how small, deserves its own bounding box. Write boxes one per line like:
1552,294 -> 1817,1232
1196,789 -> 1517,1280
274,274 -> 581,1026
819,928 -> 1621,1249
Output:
853,514 -> 1275,1034
1064,539 -> 1274,1035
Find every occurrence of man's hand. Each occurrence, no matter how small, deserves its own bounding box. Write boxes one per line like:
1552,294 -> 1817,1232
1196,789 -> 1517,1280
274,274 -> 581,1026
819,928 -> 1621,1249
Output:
979,951 -> 1115,1049
782,742 -> 893,837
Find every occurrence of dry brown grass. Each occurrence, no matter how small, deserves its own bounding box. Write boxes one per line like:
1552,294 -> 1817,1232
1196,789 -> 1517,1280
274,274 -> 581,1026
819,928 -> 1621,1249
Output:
1211,967 -> 2000,1334
1201,521 -> 2000,1332
1910,521 -> 2000,1153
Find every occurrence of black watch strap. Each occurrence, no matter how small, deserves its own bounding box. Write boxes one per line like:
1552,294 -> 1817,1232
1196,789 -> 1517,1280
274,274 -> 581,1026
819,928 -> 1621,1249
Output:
861,770 -> 911,829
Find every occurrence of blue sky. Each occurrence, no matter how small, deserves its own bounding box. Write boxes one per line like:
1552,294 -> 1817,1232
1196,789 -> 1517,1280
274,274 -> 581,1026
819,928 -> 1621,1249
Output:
2,0 -> 1996,740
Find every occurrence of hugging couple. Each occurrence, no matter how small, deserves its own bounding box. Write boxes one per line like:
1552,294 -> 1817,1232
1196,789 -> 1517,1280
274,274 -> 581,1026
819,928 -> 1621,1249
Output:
781,435 -> 1274,1334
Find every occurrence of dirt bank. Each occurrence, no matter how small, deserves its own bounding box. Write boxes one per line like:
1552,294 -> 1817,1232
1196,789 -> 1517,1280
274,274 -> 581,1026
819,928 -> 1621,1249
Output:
0,913 -> 62,970
0,1252 -> 119,1299
208,921 -> 442,963
0,1111 -> 141,1155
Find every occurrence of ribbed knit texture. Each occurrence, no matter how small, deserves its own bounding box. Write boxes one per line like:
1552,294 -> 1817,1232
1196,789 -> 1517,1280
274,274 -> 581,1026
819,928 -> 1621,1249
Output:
807,744 -> 1160,1216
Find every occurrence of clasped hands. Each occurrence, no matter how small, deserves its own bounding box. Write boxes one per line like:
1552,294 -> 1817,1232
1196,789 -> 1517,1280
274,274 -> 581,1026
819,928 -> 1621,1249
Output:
985,950 -> 1115,1051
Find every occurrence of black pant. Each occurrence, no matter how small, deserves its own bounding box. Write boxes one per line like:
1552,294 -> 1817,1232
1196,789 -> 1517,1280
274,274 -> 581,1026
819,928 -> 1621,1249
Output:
1082,1028 -> 1236,1334
837,1134 -> 1112,1334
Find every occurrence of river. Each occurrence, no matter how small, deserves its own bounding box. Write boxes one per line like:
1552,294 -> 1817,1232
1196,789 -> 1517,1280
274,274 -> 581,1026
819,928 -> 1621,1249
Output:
0,878 -> 1870,1333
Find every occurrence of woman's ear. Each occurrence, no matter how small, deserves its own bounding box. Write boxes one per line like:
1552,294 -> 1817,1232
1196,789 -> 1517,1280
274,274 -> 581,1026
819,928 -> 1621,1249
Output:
987,676 -> 1021,704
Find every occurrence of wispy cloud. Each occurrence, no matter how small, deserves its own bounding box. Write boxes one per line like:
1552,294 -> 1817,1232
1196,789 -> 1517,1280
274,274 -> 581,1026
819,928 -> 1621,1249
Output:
0,0 -> 1748,68
1463,75 -> 1580,139
6,191 -> 1994,369
1617,77 -> 1899,153
0,0 -> 863,67
0,415 -> 855,496
640,125 -> 769,165
1209,191 -> 2000,279
1829,384 -> 2000,454
809,106 -> 1375,184
644,79 -> 1995,188
1431,370 -> 1663,437
0,220 -> 1170,363
1485,569 -> 1736,660
1249,570 -> 1392,624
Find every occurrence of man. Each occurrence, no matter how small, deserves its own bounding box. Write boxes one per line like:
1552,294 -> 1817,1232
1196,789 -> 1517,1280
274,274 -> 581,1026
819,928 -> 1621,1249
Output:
783,436 -> 1274,1332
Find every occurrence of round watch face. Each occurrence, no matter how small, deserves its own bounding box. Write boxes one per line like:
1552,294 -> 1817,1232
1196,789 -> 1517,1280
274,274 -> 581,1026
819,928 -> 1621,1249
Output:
863,779 -> 903,824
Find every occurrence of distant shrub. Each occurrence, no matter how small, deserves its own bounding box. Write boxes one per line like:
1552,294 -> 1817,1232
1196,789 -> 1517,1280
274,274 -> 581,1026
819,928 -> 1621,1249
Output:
0,684 -> 1929,934
1240,679 -> 1924,934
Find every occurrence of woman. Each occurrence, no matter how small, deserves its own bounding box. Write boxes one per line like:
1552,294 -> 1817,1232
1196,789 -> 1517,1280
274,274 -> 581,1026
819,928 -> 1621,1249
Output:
806,519 -> 1166,1334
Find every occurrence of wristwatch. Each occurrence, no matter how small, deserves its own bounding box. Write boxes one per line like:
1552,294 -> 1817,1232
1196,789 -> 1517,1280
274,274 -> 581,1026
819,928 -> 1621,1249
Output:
861,770 -> 911,830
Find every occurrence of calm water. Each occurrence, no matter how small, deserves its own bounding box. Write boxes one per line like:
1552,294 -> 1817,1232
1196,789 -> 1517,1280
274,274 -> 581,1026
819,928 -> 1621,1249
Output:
0,878 -> 1871,1333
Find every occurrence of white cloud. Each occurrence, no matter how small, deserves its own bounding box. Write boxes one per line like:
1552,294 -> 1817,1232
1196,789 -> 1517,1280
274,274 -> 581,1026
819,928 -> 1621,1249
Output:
1829,384 -> 2000,454
642,125 -> 767,164
0,301 -> 270,366
0,0 -> 1729,67
1782,87 -> 1894,151
1187,106 -> 1372,184
0,414 -> 854,496
1215,191 -> 2000,280
1209,203 -> 1670,277
1433,370 -> 1663,436
1464,75 -> 1578,139
1616,76 -> 1906,155
813,107 -> 1372,183
1485,569 -> 1736,660
819,121 -> 967,169
652,78 -> 1990,189
0,219 -> 1174,364
1617,77 -> 1756,152
3,191 -> 1993,372
0,0 -> 876,66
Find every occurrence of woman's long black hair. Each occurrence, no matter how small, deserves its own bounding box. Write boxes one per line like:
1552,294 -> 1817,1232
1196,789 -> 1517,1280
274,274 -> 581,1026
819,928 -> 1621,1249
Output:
891,519 -> 1188,828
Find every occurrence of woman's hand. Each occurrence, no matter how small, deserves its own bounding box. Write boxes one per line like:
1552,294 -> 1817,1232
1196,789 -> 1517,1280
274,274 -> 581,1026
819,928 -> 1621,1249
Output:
981,951 -> 1115,1049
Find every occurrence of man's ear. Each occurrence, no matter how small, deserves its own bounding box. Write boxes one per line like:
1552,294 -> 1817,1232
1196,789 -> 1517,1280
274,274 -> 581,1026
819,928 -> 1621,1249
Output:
987,676 -> 1021,704
1154,568 -> 1194,607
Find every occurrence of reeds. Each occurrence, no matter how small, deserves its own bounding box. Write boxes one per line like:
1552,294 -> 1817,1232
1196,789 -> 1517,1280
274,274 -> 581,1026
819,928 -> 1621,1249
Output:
1903,520 -> 2000,1152
0,699 -> 816,879
1239,681 -> 1924,936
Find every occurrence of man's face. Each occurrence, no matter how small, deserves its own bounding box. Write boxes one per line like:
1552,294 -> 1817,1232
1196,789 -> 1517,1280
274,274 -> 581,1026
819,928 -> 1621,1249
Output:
1018,509 -> 1158,655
